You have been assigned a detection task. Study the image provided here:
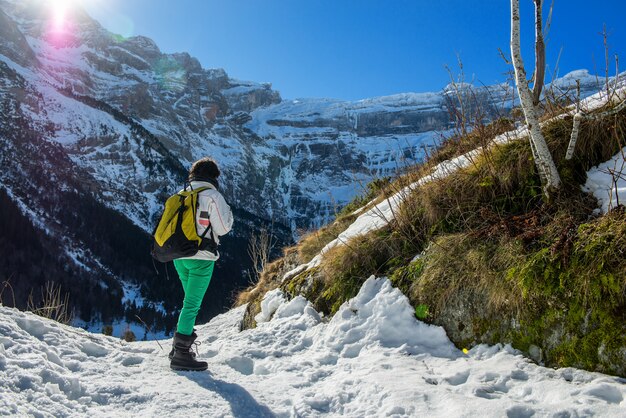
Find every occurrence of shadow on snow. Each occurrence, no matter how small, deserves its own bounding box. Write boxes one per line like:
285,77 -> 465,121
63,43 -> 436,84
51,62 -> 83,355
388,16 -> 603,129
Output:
180,371 -> 275,418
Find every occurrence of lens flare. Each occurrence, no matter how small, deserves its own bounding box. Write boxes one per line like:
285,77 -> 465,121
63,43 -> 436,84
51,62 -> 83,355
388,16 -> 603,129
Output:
48,0 -> 73,31
43,0 -> 81,49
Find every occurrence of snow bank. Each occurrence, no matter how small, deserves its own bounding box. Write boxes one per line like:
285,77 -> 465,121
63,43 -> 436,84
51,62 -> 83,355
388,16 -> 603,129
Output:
313,277 -> 458,359
584,146 -> 626,213
2,277 -> 626,416
254,289 -> 286,323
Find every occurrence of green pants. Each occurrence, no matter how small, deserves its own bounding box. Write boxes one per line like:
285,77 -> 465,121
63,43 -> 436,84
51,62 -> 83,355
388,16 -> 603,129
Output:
173,258 -> 215,336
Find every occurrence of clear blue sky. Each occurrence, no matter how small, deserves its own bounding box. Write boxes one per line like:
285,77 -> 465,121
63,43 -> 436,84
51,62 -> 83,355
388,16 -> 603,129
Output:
83,0 -> 626,100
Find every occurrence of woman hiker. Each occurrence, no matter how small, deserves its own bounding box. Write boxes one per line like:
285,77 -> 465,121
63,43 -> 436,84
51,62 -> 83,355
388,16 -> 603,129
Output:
170,157 -> 233,371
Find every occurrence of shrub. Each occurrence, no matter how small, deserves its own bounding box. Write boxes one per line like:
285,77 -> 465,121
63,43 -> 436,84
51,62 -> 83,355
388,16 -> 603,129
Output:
27,282 -> 73,325
122,327 -> 136,342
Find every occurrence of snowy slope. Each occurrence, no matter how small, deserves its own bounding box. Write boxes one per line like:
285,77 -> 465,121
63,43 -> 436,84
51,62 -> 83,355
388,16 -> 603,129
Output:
1,277 -> 625,417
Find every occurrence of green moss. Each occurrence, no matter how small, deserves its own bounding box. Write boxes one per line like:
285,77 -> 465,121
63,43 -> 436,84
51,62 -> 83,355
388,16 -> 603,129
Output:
400,209 -> 626,374
508,248 -> 562,299
281,266 -> 321,298
503,211 -> 626,372
512,212 -> 626,308
414,304 -> 429,320
320,276 -> 364,314
390,257 -> 425,295
508,300 -> 626,373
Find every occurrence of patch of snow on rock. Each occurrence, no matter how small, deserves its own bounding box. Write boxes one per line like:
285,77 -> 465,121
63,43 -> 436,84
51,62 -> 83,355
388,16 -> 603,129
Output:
584,146 -> 626,214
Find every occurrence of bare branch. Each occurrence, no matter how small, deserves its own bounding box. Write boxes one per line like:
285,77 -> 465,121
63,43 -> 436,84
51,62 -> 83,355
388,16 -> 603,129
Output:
565,80 -> 582,161
498,47 -> 511,65
135,315 -> 164,350
532,0 -> 546,105
543,0 -> 555,39
248,227 -> 276,283
0,278 -> 16,308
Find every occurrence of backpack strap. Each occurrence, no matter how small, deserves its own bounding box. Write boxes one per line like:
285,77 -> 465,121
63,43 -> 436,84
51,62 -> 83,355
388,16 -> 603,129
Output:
199,220 -> 212,240
188,186 -> 218,252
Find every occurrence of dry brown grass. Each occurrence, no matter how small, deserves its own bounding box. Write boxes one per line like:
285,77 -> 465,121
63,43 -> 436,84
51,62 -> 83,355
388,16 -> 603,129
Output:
27,281 -> 73,325
410,234 -> 525,317
297,214 -> 357,264
428,117 -> 516,166
235,246 -> 299,307
235,246 -> 302,330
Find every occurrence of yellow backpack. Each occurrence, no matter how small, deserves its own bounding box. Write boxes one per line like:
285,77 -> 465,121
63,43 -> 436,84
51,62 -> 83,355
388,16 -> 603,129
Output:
151,186 -> 216,262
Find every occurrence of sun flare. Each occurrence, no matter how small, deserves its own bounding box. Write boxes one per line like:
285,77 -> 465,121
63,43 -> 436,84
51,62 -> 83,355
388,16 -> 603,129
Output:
47,0 -> 76,30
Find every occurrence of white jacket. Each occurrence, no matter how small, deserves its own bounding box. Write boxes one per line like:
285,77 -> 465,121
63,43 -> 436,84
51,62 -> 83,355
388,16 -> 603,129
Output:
179,180 -> 233,261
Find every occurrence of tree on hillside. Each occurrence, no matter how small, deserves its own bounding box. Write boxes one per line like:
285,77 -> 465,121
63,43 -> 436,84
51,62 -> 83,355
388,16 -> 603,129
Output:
510,0 -> 561,194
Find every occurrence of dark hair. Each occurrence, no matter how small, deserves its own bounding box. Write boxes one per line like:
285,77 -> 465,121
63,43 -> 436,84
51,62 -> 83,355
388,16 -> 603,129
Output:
188,157 -> 220,181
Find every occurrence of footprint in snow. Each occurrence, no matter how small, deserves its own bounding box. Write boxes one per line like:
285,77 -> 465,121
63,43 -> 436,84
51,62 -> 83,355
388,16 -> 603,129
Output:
473,385 -> 500,400
444,370 -> 470,386
14,317 -> 53,341
582,384 -> 624,404
121,355 -> 144,367
204,349 -> 218,358
506,405 -> 536,418
473,380 -> 511,400
226,356 -> 254,375
40,369 -> 84,400
121,346 -> 154,354
80,341 -> 109,358
386,406 -> 407,416
341,343 -> 363,358
308,370 -> 331,383
510,369 -> 529,381
316,353 -> 338,366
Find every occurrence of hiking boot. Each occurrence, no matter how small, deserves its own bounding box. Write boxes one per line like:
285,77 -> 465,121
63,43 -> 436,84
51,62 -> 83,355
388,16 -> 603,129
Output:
168,330 -> 198,360
170,332 -> 207,371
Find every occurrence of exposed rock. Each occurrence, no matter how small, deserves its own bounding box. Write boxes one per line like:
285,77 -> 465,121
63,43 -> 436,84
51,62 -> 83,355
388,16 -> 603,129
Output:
0,9 -> 38,68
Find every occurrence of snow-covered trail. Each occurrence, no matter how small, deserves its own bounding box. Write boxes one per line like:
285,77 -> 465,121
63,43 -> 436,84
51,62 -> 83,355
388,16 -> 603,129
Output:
1,278 -> 625,417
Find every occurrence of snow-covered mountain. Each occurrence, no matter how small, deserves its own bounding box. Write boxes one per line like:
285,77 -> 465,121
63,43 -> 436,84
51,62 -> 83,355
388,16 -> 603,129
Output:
1,277 -> 625,416
0,0 -> 516,234
0,0 -> 611,332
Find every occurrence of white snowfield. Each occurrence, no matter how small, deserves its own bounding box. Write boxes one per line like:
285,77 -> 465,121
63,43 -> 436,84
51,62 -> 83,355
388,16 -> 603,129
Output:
1,277 -> 625,417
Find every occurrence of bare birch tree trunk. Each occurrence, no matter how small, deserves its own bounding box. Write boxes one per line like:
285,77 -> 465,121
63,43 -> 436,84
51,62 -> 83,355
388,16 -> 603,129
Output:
565,113 -> 583,160
565,80 -> 582,160
510,0 -> 561,193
